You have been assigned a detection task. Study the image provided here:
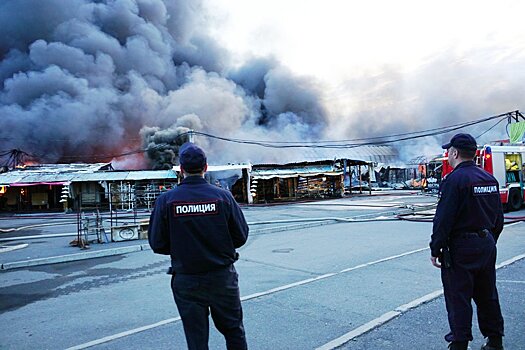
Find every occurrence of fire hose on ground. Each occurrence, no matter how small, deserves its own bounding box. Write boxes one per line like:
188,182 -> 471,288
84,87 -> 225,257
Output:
1,205 -> 523,242
397,212 -> 525,225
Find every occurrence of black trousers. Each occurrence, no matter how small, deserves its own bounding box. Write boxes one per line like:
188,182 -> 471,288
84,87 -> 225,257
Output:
171,264 -> 247,350
441,233 -> 504,342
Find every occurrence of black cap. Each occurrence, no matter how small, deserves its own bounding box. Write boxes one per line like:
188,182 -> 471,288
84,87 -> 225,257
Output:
441,133 -> 477,151
179,142 -> 207,172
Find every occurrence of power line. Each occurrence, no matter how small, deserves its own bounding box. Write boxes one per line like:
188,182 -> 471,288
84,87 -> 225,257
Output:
193,111 -> 515,149
0,110 -> 519,161
476,118 -> 508,139
229,111 -> 513,144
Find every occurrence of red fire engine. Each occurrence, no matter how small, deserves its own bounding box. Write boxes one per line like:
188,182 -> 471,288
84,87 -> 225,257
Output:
442,144 -> 525,211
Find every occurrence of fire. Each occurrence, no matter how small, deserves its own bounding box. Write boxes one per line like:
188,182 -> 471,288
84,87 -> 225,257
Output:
15,161 -> 38,169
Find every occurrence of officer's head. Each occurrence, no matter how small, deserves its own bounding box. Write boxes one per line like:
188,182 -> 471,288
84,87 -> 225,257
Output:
442,133 -> 477,168
179,142 -> 207,176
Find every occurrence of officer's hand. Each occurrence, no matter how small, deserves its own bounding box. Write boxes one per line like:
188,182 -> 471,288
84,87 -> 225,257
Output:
430,256 -> 441,269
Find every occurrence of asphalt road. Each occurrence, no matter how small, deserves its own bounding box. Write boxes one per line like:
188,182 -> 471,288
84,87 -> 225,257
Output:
0,192 -> 524,350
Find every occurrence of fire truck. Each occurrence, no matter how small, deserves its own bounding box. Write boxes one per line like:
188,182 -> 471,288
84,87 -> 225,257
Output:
442,144 -> 525,211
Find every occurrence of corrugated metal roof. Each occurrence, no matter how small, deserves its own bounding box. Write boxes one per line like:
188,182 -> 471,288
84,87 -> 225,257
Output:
299,145 -> 398,163
0,167 -> 178,185
172,164 -> 252,172
15,163 -> 111,173
70,172 -> 129,182
0,173 -> 25,185
251,164 -> 342,179
0,163 -> 113,185
10,173 -> 74,183
124,170 -> 178,181
70,170 -> 178,182
0,147 -> 394,185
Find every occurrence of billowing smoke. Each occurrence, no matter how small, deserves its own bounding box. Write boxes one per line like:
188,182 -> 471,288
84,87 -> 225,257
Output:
140,114 -> 201,169
326,51 -> 525,162
0,0 -> 327,169
1,0 -> 523,169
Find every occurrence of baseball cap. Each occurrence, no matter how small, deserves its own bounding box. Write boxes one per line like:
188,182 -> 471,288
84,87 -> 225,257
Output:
179,142 -> 207,172
441,133 -> 477,151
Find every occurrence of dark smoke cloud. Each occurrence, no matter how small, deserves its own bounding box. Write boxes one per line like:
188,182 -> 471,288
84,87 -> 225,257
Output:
0,0 -> 85,58
2,0 -> 522,169
140,113 -> 202,169
141,125 -> 189,170
263,67 -> 327,132
0,0 -> 328,169
228,57 -> 278,98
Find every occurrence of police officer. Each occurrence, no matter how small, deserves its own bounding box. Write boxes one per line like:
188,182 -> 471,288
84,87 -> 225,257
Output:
148,142 -> 249,350
430,133 -> 504,350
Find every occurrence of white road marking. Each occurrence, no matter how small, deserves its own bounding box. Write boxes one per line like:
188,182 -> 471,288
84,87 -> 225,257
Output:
497,280 -> 525,284
339,248 -> 428,273
65,247 -> 429,349
0,243 -> 29,253
316,252 -> 525,350
505,221 -> 524,228
65,250 -> 525,350
65,317 -> 181,350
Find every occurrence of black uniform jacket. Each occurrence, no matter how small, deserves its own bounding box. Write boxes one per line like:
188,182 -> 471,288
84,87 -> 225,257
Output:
148,176 -> 249,274
430,160 -> 504,257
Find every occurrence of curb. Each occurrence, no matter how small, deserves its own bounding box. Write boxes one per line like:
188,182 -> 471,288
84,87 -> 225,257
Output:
316,253 -> 525,350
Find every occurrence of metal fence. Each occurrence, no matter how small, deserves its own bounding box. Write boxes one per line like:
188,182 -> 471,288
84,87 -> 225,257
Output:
72,183 -> 173,248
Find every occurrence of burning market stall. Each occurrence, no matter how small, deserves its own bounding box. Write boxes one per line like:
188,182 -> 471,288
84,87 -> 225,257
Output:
0,163 -> 113,212
0,163 -> 181,213
250,161 -> 341,202
250,159 -> 373,203
404,155 -> 444,191
67,169 -> 180,247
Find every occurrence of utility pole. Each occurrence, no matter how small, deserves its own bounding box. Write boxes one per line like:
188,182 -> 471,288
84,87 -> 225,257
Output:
188,129 -> 194,143
6,149 -> 28,169
507,110 -> 525,123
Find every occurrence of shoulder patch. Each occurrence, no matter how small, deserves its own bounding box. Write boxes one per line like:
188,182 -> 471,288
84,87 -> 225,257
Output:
173,200 -> 219,216
472,184 -> 498,196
